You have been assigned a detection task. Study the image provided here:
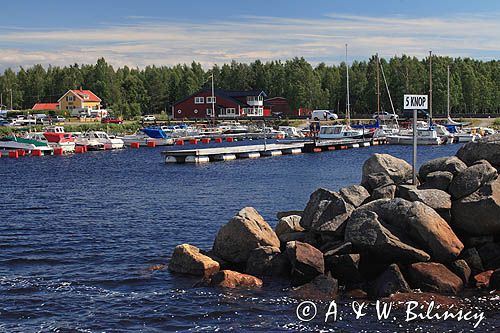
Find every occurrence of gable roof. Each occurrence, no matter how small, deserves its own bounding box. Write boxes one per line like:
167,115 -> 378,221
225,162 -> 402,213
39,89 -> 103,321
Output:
173,88 -> 267,106
32,103 -> 59,110
57,89 -> 101,102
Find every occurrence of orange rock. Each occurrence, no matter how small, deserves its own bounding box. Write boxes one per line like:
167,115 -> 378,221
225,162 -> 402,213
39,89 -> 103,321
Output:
474,270 -> 494,288
209,270 -> 263,289
168,244 -> 220,277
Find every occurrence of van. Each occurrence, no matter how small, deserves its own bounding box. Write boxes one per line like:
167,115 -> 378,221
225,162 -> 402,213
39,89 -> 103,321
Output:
311,110 -> 338,121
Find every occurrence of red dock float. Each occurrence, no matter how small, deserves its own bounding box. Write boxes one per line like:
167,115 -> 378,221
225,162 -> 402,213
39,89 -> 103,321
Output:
189,139 -> 198,145
130,142 -> 140,149
226,137 -> 234,142
340,145 -> 348,150
17,149 -> 27,157
313,148 -> 322,153
176,139 -> 185,145
103,143 -> 113,150
327,146 -> 336,151
54,147 -> 64,155
147,141 -> 157,148
202,138 -> 210,144
31,149 -> 42,157
9,150 -> 19,158
215,138 -> 223,143
83,145 -> 88,152
75,146 -> 85,154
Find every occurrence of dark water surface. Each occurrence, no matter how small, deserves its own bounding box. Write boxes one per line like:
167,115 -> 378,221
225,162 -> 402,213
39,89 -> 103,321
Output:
1,142 -> 499,332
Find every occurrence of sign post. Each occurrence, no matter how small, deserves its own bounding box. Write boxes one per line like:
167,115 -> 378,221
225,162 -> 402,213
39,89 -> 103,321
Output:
403,94 -> 428,185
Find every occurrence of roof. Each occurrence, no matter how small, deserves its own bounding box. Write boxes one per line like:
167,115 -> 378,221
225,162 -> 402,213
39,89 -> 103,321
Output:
32,103 -> 59,110
57,89 -> 101,102
173,88 -> 267,107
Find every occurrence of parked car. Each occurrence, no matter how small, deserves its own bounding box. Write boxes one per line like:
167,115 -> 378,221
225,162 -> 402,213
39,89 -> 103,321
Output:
311,110 -> 338,121
52,115 -> 66,123
401,109 -> 430,120
373,111 -> 399,121
0,118 -> 16,126
142,115 -> 156,121
101,116 -> 123,124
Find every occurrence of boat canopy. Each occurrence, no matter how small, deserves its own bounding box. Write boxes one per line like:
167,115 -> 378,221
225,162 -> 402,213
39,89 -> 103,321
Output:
142,127 -> 168,139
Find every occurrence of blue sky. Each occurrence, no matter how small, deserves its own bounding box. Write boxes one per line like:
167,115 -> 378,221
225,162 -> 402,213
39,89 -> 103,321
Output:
1,0 -> 499,69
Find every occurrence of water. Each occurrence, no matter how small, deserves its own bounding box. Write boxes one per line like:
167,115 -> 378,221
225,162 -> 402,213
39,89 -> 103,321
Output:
1,143 -> 499,332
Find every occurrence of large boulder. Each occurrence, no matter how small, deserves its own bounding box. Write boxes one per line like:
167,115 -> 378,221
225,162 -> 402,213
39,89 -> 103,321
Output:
275,215 -> 304,242
400,188 -> 452,221
169,244 -> 220,277
286,241 -> 325,286
460,248 -> 485,275
419,171 -> 454,191
448,160 -> 498,199
363,172 -> 395,192
456,133 -> 500,168
451,177 -> 500,235
449,259 -> 472,285
407,262 -> 463,294
418,156 -> 467,180
324,253 -> 363,285
208,270 -> 263,289
212,207 -> 280,263
300,188 -> 354,235
276,210 -> 303,220
361,154 -> 412,190
347,199 -> 463,263
339,185 -> 370,207
245,246 -> 290,277
370,264 -> 411,298
370,184 -> 396,200
345,209 -> 431,263
291,274 -> 339,300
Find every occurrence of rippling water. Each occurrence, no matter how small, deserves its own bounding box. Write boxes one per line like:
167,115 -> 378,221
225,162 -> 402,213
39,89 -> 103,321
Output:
1,142 -> 499,332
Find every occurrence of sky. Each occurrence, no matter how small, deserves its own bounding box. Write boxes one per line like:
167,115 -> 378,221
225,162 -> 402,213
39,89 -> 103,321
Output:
0,0 -> 499,70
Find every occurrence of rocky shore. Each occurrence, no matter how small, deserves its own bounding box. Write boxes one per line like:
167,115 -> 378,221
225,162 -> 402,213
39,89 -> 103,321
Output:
168,134 -> 500,301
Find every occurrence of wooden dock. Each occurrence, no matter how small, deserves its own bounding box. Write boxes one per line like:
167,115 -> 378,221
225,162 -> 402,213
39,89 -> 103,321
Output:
162,138 -> 387,163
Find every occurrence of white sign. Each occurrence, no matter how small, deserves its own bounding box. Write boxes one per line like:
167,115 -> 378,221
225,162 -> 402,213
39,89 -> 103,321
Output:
404,94 -> 428,110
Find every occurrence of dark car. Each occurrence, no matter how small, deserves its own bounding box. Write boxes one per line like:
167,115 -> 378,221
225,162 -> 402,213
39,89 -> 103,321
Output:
401,109 -> 430,120
101,117 -> 123,124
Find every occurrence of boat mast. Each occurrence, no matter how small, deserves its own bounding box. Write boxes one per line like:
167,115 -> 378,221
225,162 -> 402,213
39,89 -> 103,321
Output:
211,73 -> 215,126
376,53 -> 380,116
346,44 -> 350,127
447,65 -> 450,119
379,60 -> 398,127
429,50 -> 433,119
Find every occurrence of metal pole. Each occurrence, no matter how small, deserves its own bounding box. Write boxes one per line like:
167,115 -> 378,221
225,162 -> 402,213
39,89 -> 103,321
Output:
447,65 -> 450,119
211,74 -> 215,127
429,51 -> 432,119
413,109 -> 418,185
376,53 -> 380,116
345,44 -> 350,127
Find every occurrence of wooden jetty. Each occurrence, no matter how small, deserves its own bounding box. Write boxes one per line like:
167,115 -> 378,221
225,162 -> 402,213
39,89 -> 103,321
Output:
162,138 -> 387,163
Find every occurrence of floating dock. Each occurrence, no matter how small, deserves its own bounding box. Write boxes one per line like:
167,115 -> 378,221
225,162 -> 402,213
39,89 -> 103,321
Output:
162,138 -> 387,163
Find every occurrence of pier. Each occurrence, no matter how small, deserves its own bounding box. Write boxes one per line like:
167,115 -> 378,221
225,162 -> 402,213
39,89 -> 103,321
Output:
162,138 -> 387,163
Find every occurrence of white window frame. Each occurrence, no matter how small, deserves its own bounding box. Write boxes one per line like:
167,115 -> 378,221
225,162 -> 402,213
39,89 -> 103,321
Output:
194,97 -> 204,104
67,95 -> 74,102
206,108 -> 213,116
225,108 -> 236,116
206,96 -> 216,103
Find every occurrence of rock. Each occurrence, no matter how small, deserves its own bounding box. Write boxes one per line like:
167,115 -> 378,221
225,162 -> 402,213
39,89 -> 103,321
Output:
291,274 -> 339,300
489,269 -> 500,290
401,188 -> 452,221
460,248 -> 485,275
456,133 -> 500,168
348,199 -> 463,263
419,171 -> 454,191
361,154 -> 413,190
396,184 -> 417,199
208,270 -> 263,289
363,172 -> 395,192
463,235 -> 495,248
277,210 -> 303,220
213,207 -> 280,263
477,242 -> 500,270
474,270 -> 494,288
324,254 -> 363,285
245,246 -> 290,277
345,289 -> 368,299
286,241 -> 325,286
419,156 -> 467,180
449,259 -> 472,285
449,160 -> 498,199
339,185 -> 370,207
407,262 -> 463,294
275,215 -> 304,242
322,241 -> 353,256
451,177 -> 500,235
370,184 -> 396,200
371,264 -> 411,298
300,188 -> 353,235
345,209 -> 431,263
168,244 -> 220,277
278,231 -> 308,243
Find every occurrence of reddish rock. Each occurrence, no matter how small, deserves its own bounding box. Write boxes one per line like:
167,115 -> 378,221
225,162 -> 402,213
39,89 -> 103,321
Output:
245,246 -> 290,277
474,270 -> 494,288
286,241 -> 325,286
371,264 -> 411,298
407,262 -> 463,294
208,270 -> 263,289
169,244 -> 220,277
291,274 -> 338,300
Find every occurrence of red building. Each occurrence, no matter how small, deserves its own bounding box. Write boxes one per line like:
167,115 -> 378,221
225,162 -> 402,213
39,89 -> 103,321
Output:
172,89 -> 268,119
32,103 -> 59,111
264,97 -> 295,117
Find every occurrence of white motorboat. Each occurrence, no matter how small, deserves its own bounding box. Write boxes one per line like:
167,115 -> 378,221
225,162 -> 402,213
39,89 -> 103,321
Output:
278,126 -> 305,138
86,131 -> 124,149
71,132 -> 104,150
387,128 -> 444,145
120,132 -> 174,146
433,124 -> 454,144
319,124 -> 372,140
453,131 -> 481,143
218,122 -> 249,134
43,126 -> 76,153
0,137 -> 37,151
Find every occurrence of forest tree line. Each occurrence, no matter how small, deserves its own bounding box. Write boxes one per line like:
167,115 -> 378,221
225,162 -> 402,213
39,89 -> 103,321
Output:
0,56 -> 498,119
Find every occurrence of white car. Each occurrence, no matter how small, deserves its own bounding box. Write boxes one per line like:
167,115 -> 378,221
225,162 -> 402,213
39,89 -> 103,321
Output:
373,112 -> 399,121
142,115 -> 156,121
311,110 -> 338,121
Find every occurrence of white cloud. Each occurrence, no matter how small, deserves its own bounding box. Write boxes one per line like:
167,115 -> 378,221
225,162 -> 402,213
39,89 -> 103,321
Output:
0,12 -> 498,70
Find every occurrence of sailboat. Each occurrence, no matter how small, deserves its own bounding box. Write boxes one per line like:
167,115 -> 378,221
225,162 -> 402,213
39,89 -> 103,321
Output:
320,44 -> 372,140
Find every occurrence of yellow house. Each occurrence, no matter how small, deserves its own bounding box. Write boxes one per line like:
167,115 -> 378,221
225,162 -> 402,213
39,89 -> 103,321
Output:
58,89 -> 102,112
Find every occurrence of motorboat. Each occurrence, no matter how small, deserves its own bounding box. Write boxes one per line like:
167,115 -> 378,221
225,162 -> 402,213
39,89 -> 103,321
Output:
71,132 -> 104,150
218,122 -> 249,134
387,128 -> 444,145
43,126 -> 76,153
278,126 -> 305,138
433,124 -> 454,144
85,131 -> 124,149
0,136 -> 37,152
120,131 -> 174,147
262,127 -> 286,138
319,124 -> 373,140
160,125 -> 199,138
